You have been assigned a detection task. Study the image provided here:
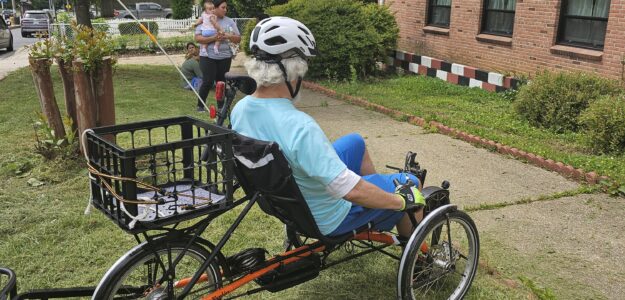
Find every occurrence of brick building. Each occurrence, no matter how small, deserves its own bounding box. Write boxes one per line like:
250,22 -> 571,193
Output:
384,0 -> 624,90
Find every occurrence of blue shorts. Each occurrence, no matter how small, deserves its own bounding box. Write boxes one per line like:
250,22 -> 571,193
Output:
328,133 -> 419,236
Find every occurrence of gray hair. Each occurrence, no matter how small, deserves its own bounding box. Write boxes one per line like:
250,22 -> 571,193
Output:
244,57 -> 308,87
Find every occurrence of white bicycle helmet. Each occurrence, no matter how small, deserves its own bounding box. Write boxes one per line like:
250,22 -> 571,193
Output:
249,16 -> 318,60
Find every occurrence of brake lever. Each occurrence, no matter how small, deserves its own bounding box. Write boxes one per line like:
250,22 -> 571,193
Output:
386,165 -> 402,172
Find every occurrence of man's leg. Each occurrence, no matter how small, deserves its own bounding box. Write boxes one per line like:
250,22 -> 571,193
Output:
362,173 -> 423,238
361,148 -> 376,175
334,133 -> 377,175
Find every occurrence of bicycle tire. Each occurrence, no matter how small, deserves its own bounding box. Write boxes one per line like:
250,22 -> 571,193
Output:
398,210 -> 479,300
93,240 -> 222,300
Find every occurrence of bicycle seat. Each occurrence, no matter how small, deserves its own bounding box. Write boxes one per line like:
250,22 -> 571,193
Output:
232,133 -> 352,246
224,72 -> 257,95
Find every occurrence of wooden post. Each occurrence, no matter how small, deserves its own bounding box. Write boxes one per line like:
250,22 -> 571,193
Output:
29,58 -> 66,140
73,59 -> 97,152
93,56 -> 116,142
93,57 -> 115,128
56,58 -> 78,138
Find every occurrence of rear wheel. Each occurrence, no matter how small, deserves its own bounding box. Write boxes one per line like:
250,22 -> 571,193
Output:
398,210 -> 479,300
93,240 -> 222,299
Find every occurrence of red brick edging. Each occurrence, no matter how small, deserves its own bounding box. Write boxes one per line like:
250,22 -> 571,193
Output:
303,81 -> 608,185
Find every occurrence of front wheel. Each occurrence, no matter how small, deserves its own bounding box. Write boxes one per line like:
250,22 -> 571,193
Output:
398,210 -> 479,300
93,240 -> 222,299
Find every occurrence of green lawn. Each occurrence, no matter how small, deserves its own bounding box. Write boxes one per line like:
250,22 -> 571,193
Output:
0,65 -> 532,299
322,75 -> 625,188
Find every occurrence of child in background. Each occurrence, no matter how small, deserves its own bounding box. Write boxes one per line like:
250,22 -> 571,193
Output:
194,1 -> 224,54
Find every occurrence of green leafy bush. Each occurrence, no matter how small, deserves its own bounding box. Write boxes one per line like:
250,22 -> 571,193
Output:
111,35 -> 192,54
171,0 -> 193,19
580,95 -> 625,154
514,71 -> 623,132
56,11 -> 73,23
92,18 -> 111,33
246,0 -> 398,80
118,21 -> 159,36
73,24 -> 116,71
240,18 -> 257,56
231,0 -> 286,18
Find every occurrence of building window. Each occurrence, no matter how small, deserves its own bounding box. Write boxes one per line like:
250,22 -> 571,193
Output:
558,0 -> 611,49
481,0 -> 516,36
427,0 -> 452,28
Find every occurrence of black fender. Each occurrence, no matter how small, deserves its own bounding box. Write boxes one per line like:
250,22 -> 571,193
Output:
421,186 -> 450,217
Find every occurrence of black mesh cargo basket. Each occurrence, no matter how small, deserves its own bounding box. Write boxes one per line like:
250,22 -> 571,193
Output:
85,116 -> 235,234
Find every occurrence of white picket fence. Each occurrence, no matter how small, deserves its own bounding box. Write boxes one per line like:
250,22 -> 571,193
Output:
50,17 -> 253,38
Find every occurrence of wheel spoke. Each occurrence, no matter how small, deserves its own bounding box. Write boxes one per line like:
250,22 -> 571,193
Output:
403,211 -> 479,300
98,243 -> 221,299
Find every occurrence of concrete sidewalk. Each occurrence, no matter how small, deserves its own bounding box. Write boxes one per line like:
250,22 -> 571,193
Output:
4,52 -> 622,298
0,47 -> 29,80
116,53 -> 624,299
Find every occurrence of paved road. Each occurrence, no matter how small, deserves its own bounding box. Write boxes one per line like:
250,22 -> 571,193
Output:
0,28 -> 35,58
0,28 -> 35,80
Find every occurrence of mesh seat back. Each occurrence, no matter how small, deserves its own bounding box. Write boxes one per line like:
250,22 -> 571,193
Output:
232,133 -> 325,240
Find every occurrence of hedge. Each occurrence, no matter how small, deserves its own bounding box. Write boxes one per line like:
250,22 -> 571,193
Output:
514,71 -> 623,133
580,95 -> 625,154
239,0 -> 398,80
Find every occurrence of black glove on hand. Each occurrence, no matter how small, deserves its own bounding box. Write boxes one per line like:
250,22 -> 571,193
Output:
395,181 -> 425,212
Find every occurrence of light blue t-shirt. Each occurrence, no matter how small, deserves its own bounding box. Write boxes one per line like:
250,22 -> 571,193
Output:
231,96 -> 351,235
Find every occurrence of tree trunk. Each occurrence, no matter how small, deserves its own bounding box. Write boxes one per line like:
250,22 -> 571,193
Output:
57,58 -> 78,138
73,59 -> 97,152
29,58 -> 66,140
75,0 -> 92,27
93,57 -> 116,142
100,0 -> 114,18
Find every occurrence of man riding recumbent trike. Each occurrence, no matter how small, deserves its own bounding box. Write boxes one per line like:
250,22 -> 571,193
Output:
1,17 -> 479,300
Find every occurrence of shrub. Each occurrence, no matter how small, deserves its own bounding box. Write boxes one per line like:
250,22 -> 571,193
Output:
118,21 -> 159,36
240,18 -> 257,56
91,18 -> 110,33
171,0 -> 193,19
231,0 -> 285,18
251,0 -> 398,80
579,95 -> 625,154
514,71 -> 623,132
73,24 -> 116,71
56,11 -> 73,23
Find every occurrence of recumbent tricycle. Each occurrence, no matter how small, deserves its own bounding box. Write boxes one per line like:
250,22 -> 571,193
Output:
1,74 -> 479,300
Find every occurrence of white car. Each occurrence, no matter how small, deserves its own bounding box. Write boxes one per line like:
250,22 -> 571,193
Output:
0,16 -> 14,52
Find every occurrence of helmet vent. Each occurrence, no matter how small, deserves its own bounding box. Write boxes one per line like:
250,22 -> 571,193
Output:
265,25 -> 279,33
252,27 -> 261,42
298,26 -> 310,35
297,35 -> 308,47
259,18 -> 271,25
265,36 -> 288,46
